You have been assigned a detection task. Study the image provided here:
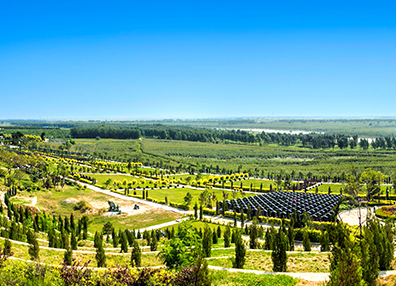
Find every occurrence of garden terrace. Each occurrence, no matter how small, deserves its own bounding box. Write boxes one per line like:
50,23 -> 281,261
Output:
221,191 -> 342,222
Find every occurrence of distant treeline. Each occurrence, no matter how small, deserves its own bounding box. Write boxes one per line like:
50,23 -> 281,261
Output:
0,127 -> 69,139
70,126 -> 141,139
69,125 -> 365,149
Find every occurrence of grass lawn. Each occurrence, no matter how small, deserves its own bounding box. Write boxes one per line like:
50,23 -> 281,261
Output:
210,271 -> 299,286
207,251 -> 330,273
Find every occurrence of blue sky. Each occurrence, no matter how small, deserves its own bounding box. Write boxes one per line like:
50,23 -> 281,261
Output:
1,1 -> 395,120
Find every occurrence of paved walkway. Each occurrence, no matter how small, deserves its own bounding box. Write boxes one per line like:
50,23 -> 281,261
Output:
338,207 -> 376,226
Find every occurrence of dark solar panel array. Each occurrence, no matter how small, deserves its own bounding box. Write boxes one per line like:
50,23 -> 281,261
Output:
220,191 -> 342,222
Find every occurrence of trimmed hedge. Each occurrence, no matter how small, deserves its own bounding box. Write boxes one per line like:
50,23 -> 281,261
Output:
294,228 -> 321,242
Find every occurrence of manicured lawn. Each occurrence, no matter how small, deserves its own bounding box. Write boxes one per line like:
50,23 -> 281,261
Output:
207,251 -> 330,273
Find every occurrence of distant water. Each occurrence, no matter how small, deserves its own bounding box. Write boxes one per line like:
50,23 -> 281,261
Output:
219,128 -> 322,135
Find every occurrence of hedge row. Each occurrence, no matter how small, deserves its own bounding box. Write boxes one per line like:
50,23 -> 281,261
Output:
375,206 -> 396,220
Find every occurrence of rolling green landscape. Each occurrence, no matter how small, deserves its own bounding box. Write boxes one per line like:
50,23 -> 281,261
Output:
1,119 -> 396,286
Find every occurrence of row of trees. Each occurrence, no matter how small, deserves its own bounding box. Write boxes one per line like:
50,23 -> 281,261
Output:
68,124 -> 396,150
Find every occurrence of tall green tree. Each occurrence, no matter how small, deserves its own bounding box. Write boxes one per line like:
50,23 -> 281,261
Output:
249,219 -> 258,249
233,229 -> 246,269
131,240 -> 141,267
202,224 -> 212,258
271,228 -> 288,272
224,225 -> 231,248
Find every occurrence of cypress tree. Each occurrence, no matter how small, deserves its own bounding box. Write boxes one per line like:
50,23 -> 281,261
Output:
320,230 -> 330,252
303,230 -> 311,251
194,202 -> 198,219
361,225 -> 379,286
64,216 -> 70,233
288,221 -> 295,251
271,228 -> 288,272
217,225 -> 221,238
27,229 -> 39,260
247,205 -> 251,220
70,213 -> 75,231
71,230 -> 77,250
249,219 -> 258,249
202,225 -> 212,258
94,231 -> 99,248
233,229 -> 246,269
328,224 -> 364,286
126,230 -> 135,246
212,230 -> 218,245
224,225 -> 231,248
95,235 -> 106,267
121,231 -> 128,253
112,229 -> 118,247
240,212 -> 244,229
63,234 -> 72,265
233,210 -> 237,228
150,233 -> 158,251
4,239 -> 12,256
131,240 -> 141,267
231,228 -> 236,244
199,204 -> 203,220
48,227 -> 55,248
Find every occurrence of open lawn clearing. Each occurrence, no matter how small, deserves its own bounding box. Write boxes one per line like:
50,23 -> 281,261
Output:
210,270 -> 299,286
0,239 -> 163,268
207,251 -> 330,273
12,186 -> 180,233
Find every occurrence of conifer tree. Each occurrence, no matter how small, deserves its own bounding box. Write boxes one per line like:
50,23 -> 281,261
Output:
199,204 -> 203,220
212,230 -> 218,245
233,229 -> 246,269
202,225 -> 212,258
95,235 -> 106,267
271,228 -> 288,272
320,230 -> 330,252
63,234 -> 73,266
288,218 -> 295,251
71,230 -> 77,250
194,202 -> 198,219
112,229 -> 118,248
302,230 -> 311,252
27,229 -> 39,260
4,239 -> 12,256
328,224 -> 364,286
249,219 -> 258,249
361,225 -> 379,286
70,213 -> 75,231
120,231 -> 128,253
224,225 -> 231,248
217,225 -> 221,238
131,240 -> 141,267
150,233 -> 158,251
